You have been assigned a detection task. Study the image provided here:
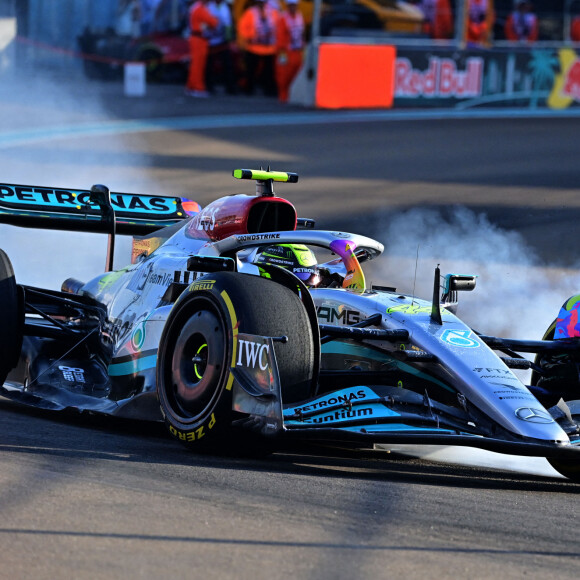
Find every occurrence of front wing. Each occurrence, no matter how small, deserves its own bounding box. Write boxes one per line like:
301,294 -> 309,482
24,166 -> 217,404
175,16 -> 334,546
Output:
233,334 -> 580,462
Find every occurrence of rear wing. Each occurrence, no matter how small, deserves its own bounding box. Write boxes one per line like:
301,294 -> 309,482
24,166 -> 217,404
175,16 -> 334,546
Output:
0,183 -> 198,236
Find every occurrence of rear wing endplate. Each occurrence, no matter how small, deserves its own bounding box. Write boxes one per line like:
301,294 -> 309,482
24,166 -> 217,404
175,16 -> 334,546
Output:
0,183 -> 197,236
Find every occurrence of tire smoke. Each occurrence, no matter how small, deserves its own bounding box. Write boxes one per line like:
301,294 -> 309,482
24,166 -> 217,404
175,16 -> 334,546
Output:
369,206 -> 580,340
0,70 -> 154,289
371,207 -> 578,479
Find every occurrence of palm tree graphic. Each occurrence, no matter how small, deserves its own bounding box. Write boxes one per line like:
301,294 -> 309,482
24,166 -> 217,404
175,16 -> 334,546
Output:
528,50 -> 559,108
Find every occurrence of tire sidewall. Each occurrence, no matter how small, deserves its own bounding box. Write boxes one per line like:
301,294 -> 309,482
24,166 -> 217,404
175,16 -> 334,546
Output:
157,271 -> 315,449
0,249 -> 23,384
157,278 -> 235,446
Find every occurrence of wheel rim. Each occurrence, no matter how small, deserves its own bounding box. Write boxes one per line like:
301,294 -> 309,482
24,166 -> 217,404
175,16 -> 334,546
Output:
193,343 -> 208,380
165,304 -> 227,423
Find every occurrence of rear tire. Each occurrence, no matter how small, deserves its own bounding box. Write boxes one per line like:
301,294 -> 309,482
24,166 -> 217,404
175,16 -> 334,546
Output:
139,48 -> 164,82
157,272 -> 315,453
0,249 -> 24,386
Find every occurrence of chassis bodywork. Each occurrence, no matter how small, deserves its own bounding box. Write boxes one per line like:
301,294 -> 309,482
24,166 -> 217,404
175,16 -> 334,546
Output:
1,170 -> 579,473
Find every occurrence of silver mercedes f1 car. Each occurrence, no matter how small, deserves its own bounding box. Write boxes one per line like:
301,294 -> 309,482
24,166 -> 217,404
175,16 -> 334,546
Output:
1,169 -> 579,480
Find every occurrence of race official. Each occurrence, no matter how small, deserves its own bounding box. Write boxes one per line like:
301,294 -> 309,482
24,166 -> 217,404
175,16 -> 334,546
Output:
186,0 -> 219,97
206,0 -> 237,94
237,0 -> 278,96
466,0 -> 494,46
505,1 -> 539,43
275,0 -> 305,102
572,16 -> 580,42
419,0 -> 453,40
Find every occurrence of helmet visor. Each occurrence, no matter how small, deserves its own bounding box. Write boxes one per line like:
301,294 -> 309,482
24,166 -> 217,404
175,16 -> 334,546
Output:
293,267 -> 321,287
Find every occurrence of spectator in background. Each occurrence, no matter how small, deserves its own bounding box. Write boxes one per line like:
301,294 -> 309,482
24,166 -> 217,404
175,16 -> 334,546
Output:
275,0 -> 304,102
237,0 -> 278,96
467,0 -> 494,46
140,0 -> 163,35
153,0 -> 190,32
505,0 -> 538,43
116,0 -> 141,37
206,0 -> 237,94
186,0 -> 219,97
572,14 -> 580,42
419,0 -> 453,40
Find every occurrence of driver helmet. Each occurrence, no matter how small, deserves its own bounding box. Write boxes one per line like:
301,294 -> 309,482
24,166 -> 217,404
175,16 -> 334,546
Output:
254,244 -> 321,287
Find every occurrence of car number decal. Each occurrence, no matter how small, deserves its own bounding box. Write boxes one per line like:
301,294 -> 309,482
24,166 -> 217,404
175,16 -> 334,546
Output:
440,329 -> 480,348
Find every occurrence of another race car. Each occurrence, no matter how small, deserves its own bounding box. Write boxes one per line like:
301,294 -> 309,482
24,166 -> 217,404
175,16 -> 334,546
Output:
77,27 -> 190,82
1,169 -> 579,480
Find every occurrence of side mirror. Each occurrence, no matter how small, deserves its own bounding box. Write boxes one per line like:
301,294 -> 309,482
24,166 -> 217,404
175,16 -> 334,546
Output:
444,274 -> 477,295
440,273 -> 477,314
432,267 -> 478,325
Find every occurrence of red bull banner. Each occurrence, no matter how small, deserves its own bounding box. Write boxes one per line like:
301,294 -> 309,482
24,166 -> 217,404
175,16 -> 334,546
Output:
394,47 -> 580,110
396,56 -> 484,99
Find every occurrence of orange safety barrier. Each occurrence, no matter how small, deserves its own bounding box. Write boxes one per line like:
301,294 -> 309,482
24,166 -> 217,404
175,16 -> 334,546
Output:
315,43 -> 396,109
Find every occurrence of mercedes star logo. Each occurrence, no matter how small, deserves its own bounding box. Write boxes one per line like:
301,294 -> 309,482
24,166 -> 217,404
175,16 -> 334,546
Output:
515,407 -> 554,424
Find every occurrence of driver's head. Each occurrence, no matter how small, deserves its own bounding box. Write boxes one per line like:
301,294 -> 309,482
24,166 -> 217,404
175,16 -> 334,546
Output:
254,244 -> 321,287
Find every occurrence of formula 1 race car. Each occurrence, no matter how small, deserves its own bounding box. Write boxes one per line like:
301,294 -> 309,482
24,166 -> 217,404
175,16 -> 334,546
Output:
77,27 -> 190,82
1,169 -> 579,480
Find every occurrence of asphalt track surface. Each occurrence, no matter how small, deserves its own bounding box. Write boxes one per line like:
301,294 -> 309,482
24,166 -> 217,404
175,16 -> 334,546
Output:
1,68 -> 580,579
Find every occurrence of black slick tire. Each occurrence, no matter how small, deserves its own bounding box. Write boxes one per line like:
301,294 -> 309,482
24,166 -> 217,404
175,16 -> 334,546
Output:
0,249 -> 24,385
156,272 -> 315,453
548,455 -> 580,482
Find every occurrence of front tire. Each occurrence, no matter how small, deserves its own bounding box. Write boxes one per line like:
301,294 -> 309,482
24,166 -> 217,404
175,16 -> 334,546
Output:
157,272 -> 315,453
533,304 -> 580,480
548,456 -> 580,482
546,400 -> 580,482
